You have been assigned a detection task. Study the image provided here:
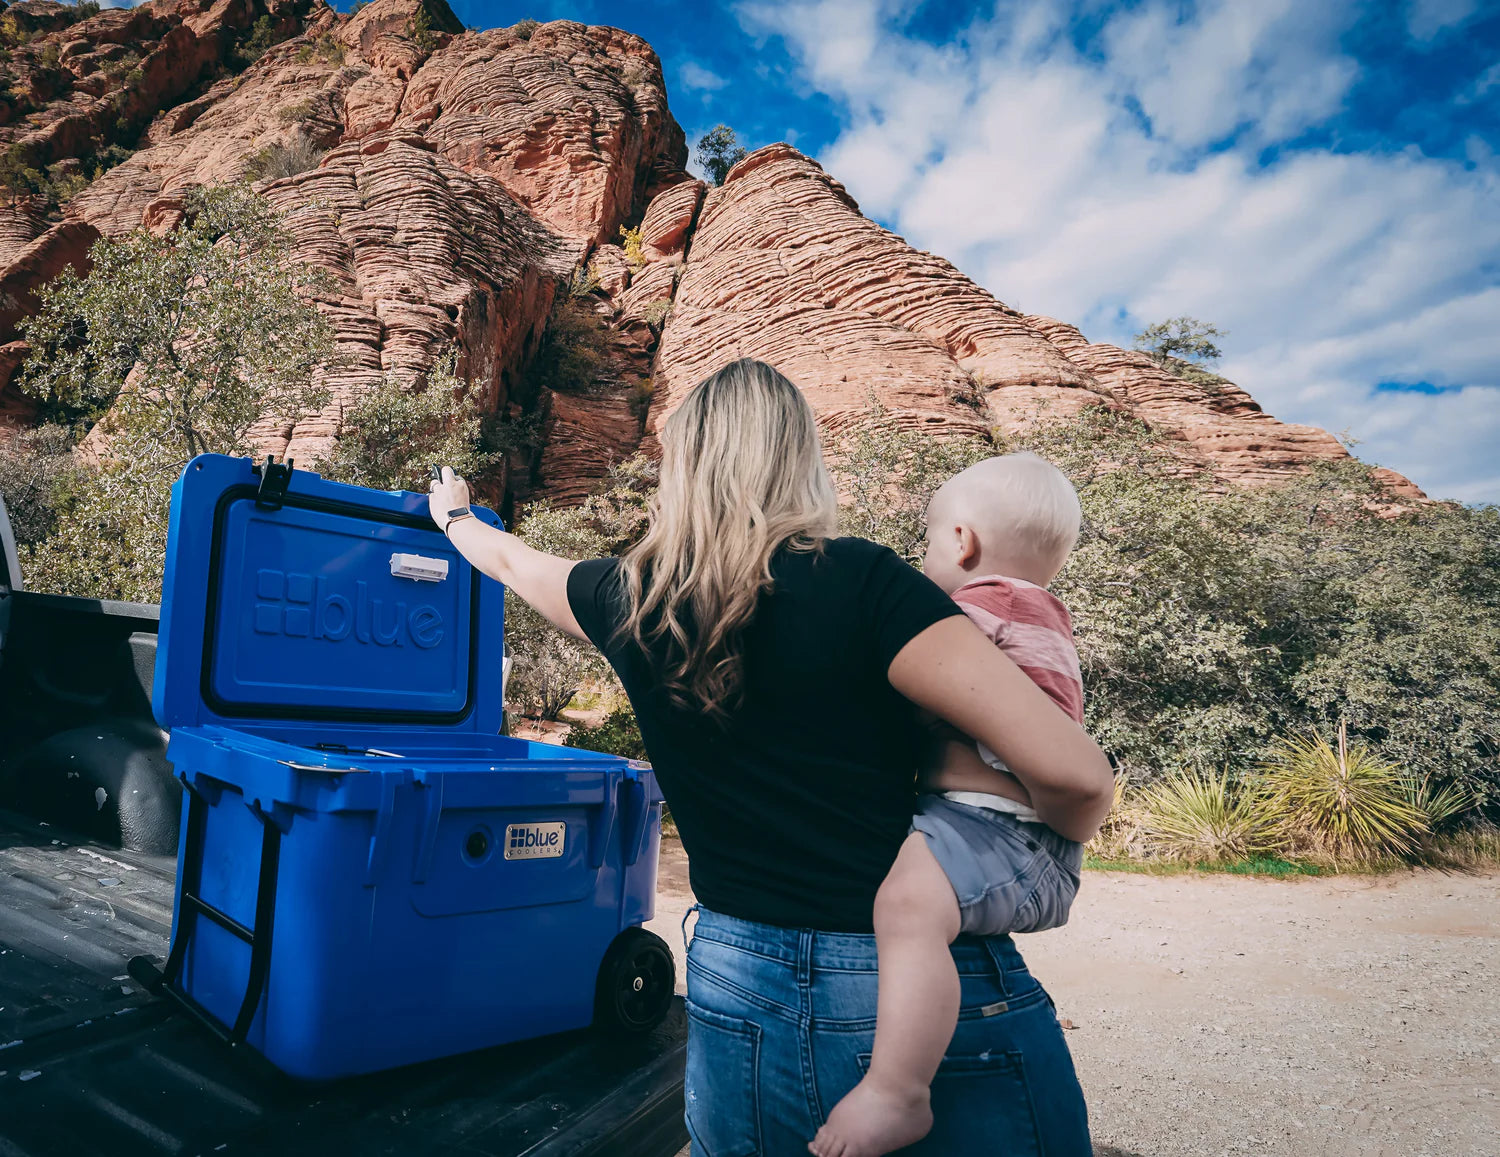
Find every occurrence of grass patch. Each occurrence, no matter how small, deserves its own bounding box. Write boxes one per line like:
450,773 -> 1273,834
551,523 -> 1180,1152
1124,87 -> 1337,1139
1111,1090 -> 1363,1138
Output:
1085,852 -> 1323,877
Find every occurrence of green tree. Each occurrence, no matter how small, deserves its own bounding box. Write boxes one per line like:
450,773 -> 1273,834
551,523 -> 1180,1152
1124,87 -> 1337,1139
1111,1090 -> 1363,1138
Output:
17,184 -> 337,601
317,353 -> 499,493
1133,316 -> 1229,387
997,403 -> 1500,805
695,124 -> 748,187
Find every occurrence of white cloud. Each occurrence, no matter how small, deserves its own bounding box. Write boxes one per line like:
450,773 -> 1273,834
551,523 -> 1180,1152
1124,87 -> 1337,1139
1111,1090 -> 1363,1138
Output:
1405,0 -> 1480,43
678,60 -> 729,93
739,0 -> 1500,503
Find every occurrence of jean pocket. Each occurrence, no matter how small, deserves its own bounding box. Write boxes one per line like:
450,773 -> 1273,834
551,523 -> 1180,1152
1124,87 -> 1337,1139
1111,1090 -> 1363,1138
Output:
856,1050 -> 1044,1156
685,1002 -> 762,1157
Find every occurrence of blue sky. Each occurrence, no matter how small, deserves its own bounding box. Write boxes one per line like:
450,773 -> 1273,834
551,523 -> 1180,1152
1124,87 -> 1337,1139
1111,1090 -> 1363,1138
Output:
401,2 -> 1500,500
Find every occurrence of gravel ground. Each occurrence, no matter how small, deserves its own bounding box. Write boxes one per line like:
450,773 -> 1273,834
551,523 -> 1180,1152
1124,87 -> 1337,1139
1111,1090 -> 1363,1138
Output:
645,839 -> 1499,1156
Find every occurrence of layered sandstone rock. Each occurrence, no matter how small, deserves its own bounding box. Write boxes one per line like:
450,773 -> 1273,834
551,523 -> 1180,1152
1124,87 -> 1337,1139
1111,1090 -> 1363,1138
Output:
0,0 -> 1421,505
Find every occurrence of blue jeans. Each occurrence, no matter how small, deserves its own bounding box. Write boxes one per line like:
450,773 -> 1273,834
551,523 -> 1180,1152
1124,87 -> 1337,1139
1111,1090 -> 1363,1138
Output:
683,905 -> 1092,1156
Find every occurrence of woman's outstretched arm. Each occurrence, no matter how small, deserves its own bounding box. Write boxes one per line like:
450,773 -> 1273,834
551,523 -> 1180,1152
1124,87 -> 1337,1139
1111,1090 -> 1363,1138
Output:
428,468 -> 586,640
887,615 -> 1115,842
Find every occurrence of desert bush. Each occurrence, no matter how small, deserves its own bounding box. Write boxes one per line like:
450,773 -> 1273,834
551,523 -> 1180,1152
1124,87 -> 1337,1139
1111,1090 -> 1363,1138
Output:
1259,724 -> 1428,860
0,424 -> 86,549
17,184 -> 336,601
505,502 -> 611,720
233,14 -> 285,66
246,137 -> 326,181
317,353 -> 499,494
522,280 -> 612,397
564,708 -> 647,761
619,224 -> 646,269
511,18 -> 539,40
69,2 -> 103,21
276,97 -> 317,124
1140,769 -> 1279,863
640,298 -> 671,328
995,404 -> 1500,807
827,396 -> 993,564
503,457 -> 654,720
628,377 -> 654,421
409,5 -> 441,52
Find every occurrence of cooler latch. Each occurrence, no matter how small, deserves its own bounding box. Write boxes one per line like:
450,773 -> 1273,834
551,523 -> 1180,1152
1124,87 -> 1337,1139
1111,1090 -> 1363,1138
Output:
252,455 -> 294,510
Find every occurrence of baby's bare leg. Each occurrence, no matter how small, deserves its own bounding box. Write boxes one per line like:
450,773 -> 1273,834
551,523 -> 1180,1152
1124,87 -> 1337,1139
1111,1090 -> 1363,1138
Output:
809,832 -> 961,1157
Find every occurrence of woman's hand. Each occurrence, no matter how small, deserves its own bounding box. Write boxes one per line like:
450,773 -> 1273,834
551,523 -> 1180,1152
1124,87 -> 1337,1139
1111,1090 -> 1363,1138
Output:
427,464 -> 588,641
427,466 -> 471,531
887,616 -> 1115,842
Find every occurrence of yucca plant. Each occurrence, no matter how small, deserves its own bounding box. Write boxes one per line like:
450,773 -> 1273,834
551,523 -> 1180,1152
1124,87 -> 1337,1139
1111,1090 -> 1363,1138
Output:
1259,722 -> 1428,861
1405,775 -> 1476,831
1140,768 -> 1279,864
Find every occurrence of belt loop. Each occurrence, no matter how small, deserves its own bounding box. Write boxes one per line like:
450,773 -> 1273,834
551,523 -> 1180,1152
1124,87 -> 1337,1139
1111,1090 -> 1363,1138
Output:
681,902 -> 702,958
982,935 -> 1012,998
797,928 -> 813,988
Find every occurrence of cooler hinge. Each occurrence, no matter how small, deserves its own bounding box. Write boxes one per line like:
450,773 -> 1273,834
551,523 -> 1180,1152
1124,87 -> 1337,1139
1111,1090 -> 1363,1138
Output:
252,455 -> 294,510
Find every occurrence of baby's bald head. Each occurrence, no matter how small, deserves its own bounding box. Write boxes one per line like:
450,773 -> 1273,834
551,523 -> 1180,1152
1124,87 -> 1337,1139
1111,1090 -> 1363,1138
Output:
923,453 -> 1081,592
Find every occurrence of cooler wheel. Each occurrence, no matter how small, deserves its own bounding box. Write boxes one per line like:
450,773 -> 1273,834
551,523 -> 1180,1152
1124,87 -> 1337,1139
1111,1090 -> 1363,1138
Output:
594,927 -> 675,1035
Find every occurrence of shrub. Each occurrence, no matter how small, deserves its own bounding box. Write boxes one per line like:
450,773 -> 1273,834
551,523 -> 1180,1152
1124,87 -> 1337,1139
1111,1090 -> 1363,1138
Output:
512,17 -> 539,40
233,15 -> 284,67
505,502 -> 611,720
996,404 -> 1500,805
619,223 -> 646,269
827,395 -> 993,564
522,283 -> 612,397
564,709 -> 647,761
1259,724 -> 1428,860
1140,769 -> 1279,864
317,352 -> 499,494
695,124 -> 748,187
245,137 -> 326,181
0,424 -> 85,549
0,14 -> 31,47
409,5 -> 441,52
640,298 -> 672,328
276,98 -> 317,124
621,59 -> 650,89
628,377 -> 654,421
70,1 -> 102,20
17,184 -> 337,600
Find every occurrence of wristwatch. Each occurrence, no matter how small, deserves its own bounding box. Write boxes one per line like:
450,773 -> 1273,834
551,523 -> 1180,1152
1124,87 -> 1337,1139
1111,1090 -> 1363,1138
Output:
443,507 -> 474,533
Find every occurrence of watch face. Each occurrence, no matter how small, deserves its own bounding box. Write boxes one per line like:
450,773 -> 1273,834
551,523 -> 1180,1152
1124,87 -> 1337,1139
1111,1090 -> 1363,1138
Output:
448,507 -> 470,519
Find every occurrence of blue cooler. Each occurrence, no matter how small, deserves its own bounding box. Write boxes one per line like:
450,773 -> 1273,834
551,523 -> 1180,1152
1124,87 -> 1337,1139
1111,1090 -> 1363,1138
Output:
127,455 -> 673,1080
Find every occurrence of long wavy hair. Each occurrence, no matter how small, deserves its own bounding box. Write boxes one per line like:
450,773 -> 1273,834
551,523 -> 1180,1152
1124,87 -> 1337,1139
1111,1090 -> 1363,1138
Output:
618,359 -> 839,719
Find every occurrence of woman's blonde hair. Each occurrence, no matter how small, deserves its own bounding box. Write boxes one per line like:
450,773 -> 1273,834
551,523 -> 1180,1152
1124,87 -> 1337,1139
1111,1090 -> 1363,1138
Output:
619,359 -> 839,718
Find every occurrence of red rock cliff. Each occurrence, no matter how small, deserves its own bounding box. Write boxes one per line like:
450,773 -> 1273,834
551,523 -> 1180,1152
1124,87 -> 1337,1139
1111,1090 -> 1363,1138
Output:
0,0 -> 1422,503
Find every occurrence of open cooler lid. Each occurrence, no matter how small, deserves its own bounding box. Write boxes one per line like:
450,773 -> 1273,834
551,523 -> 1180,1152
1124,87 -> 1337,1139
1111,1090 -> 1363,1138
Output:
153,454 -> 506,734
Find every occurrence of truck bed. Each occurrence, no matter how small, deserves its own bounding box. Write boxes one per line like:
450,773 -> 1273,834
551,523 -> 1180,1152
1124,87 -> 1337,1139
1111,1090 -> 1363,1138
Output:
0,809 -> 688,1157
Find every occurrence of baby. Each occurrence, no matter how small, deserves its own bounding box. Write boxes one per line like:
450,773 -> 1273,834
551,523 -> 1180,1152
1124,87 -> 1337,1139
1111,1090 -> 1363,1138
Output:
812,453 -> 1088,1157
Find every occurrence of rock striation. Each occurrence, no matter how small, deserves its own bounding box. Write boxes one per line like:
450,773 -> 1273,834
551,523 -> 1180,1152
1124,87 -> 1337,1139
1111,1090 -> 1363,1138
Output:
0,0 -> 1422,504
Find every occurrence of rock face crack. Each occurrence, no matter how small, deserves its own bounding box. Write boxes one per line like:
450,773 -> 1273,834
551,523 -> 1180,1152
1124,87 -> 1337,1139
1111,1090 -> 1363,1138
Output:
0,1 -> 1422,505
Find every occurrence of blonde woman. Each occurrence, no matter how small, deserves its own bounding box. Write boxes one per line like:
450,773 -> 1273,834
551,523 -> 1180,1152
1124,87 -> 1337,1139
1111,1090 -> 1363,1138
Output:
429,359 -> 1112,1156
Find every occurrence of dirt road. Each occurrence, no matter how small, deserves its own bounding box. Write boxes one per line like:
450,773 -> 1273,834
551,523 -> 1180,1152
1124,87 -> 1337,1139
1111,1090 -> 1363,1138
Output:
645,840 -> 1498,1156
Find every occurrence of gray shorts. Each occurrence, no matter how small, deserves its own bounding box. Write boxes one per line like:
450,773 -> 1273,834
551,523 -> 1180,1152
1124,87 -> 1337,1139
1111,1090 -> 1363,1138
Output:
911,794 -> 1083,936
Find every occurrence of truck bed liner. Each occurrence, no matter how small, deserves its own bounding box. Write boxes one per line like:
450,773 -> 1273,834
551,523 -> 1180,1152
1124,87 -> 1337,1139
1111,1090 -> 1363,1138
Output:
0,811 -> 688,1157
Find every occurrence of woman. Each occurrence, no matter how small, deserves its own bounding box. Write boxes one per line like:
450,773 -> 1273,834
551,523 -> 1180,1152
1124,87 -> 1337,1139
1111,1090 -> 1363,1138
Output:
429,359 -> 1113,1155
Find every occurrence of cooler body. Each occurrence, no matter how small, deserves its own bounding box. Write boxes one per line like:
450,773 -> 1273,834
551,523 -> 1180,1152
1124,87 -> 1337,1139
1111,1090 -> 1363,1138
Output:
146,456 -> 664,1079
166,727 -> 662,1080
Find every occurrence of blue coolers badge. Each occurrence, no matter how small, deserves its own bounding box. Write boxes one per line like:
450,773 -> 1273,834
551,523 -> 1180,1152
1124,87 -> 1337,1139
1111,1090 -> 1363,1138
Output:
505,822 -> 566,860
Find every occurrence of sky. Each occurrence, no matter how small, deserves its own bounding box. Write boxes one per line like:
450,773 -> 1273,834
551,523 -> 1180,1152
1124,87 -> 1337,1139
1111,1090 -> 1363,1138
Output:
371,3 -> 1495,501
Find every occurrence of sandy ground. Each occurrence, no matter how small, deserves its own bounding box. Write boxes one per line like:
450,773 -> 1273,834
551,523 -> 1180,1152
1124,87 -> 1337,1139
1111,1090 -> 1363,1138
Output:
644,838 -> 1499,1157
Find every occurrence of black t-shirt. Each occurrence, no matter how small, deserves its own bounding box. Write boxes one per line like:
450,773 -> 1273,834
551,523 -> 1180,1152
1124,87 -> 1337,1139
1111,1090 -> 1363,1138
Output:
567,537 -> 963,933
